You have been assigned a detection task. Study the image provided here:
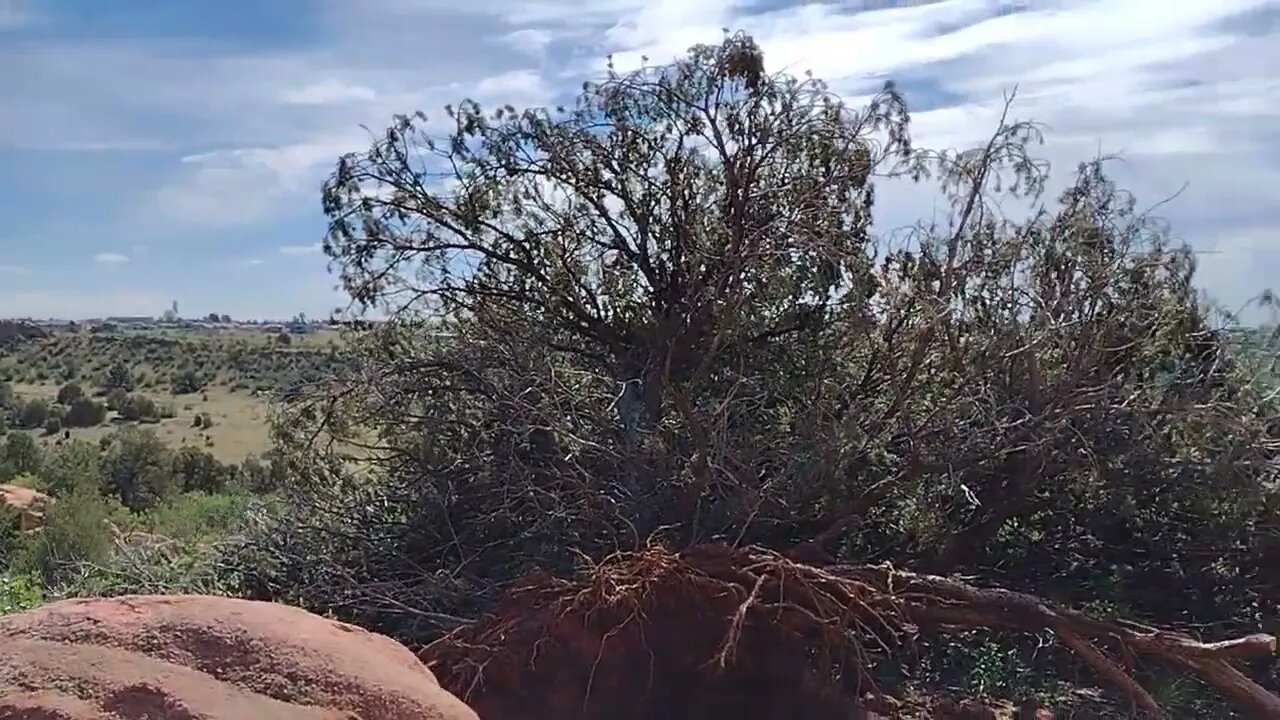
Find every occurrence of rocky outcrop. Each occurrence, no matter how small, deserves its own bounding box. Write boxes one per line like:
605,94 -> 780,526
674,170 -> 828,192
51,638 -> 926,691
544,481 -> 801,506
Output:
0,484 -> 52,532
0,595 -> 479,720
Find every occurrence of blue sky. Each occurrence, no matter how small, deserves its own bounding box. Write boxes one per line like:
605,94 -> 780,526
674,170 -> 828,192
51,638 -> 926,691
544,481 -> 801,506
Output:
0,0 -> 1277,321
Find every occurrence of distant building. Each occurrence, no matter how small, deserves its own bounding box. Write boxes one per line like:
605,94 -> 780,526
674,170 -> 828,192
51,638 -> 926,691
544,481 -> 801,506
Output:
104,316 -> 153,325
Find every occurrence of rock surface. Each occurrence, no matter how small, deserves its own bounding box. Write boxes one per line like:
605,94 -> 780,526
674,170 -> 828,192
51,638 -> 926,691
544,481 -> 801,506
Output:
0,484 -> 52,531
0,594 -> 479,720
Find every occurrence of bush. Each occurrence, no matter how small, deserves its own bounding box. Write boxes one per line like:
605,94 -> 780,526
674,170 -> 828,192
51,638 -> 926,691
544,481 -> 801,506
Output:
43,416 -> 61,435
0,432 -> 41,479
170,446 -> 232,494
138,491 -> 251,542
101,427 -> 173,511
0,573 -> 42,615
170,369 -> 204,395
118,394 -> 158,423
56,382 -> 83,406
64,397 -> 107,428
105,388 -> 129,412
15,487 -> 114,587
39,439 -> 104,498
17,398 -> 48,430
102,362 -> 134,392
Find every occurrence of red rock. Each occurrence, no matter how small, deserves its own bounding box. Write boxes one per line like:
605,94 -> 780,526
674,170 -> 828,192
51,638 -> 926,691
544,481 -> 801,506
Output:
0,595 -> 478,720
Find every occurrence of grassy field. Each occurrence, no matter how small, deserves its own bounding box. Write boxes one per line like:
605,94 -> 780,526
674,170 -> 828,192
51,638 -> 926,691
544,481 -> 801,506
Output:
1,326 -> 346,463
10,382 -> 272,463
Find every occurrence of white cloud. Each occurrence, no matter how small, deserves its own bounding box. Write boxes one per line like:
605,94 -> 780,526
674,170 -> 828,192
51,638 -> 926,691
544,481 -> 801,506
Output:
93,252 -> 129,264
2,0 -> 1278,317
0,263 -> 30,274
282,80 -> 378,105
279,243 -> 323,255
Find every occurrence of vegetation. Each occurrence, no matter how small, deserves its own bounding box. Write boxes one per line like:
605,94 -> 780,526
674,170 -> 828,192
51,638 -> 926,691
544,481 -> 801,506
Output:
3,34 -> 1278,717
232,36 -> 1280,714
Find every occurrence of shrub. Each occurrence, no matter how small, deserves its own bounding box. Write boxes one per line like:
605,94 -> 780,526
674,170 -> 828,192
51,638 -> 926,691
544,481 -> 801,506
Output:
43,416 -> 61,435
39,440 -> 104,498
101,427 -> 173,511
118,394 -> 158,423
17,398 -> 48,430
64,397 -> 107,428
105,388 -> 129,412
56,382 -> 84,406
15,488 -> 113,587
0,433 -> 41,479
170,369 -> 204,395
0,573 -> 42,615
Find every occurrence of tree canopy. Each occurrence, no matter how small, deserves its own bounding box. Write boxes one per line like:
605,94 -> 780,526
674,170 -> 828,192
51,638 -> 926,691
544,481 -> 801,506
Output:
237,35 -> 1280,671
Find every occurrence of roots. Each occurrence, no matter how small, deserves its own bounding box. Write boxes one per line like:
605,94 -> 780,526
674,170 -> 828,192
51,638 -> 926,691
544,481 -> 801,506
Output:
421,543 -> 1278,719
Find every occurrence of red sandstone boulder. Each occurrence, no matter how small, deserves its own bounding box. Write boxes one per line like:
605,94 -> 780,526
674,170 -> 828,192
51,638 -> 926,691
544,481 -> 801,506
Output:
0,594 -> 478,720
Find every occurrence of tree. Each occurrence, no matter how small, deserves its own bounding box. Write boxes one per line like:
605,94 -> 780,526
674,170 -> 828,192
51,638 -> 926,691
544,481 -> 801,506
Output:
105,388 -> 129,413
56,382 -> 84,406
171,445 -> 230,494
64,397 -> 107,428
102,362 -> 134,392
17,399 -> 49,430
118,394 -> 158,423
238,34 -> 1278,660
170,369 -> 204,395
40,439 -> 105,497
101,427 -> 172,511
0,432 -> 42,479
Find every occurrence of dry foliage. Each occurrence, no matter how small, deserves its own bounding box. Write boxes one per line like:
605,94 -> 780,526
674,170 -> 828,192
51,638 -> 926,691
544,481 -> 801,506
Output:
225,33 -> 1280,715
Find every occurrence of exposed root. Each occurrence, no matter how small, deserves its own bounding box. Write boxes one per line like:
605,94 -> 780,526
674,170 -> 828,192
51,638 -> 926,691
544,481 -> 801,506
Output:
421,544 -> 1279,719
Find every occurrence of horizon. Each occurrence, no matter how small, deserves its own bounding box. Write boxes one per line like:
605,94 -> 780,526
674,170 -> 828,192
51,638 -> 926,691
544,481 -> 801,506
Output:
1,1 -> 1276,320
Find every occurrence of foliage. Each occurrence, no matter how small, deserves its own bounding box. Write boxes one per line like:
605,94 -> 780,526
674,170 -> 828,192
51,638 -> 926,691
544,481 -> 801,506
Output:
15,487 -> 115,587
64,397 -> 108,428
102,361 -> 135,392
170,368 -> 205,395
101,427 -> 174,511
0,432 -> 42,479
118,393 -> 159,422
43,416 -> 61,435
170,445 -> 232,494
17,398 -> 49,429
56,381 -> 84,405
0,573 -> 41,615
227,35 -> 1280,684
39,439 -> 105,497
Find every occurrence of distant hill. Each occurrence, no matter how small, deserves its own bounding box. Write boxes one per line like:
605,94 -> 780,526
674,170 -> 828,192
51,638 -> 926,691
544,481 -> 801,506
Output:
0,320 -> 49,347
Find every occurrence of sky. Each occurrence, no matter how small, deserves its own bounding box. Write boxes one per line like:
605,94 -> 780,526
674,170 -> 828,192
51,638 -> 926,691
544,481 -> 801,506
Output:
0,0 -> 1277,321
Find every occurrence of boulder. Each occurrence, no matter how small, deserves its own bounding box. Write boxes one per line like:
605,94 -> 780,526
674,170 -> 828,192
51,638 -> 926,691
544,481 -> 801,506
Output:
0,594 -> 478,720
0,484 -> 52,532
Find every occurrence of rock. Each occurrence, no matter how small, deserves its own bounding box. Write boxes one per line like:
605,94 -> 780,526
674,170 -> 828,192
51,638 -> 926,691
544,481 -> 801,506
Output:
0,595 -> 478,720
0,484 -> 53,532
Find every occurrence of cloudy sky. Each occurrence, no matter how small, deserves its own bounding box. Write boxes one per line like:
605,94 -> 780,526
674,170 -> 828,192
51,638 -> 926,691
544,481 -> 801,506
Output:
0,0 -> 1276,321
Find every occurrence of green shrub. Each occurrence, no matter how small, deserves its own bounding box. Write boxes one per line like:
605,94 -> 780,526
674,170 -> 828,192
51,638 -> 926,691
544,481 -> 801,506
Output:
43,416 -> 61,435
64,397 -> 107,428
0,433 -> 41,479
0,573 -> 42,615
17,398 -> 48,429
56,382 -> 84,405
16,488 -> 114,587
